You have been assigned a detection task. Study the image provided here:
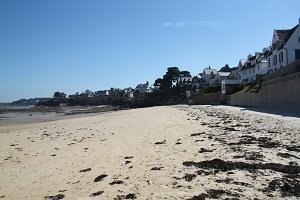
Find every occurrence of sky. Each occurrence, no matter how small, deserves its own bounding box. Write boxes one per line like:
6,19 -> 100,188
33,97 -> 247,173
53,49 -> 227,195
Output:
0,0 -> 299,102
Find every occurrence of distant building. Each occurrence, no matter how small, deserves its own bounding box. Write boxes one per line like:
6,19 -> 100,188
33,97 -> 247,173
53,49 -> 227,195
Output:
202,66 -> 218,84
135,81 -> 151,93
53,92 -> 66,100
123,87 -> 134,99
191,75 -> 205,90
94,90 -> 109,97
84,89 -> 94,97
179,75 -> 192,87
216,72 -> 230,82
229,59 -> 247,80
239,50 -> 269,83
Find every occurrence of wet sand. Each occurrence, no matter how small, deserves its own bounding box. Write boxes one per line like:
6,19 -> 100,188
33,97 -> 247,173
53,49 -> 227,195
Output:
0,106 -> 113,126
0,105 -> 299,199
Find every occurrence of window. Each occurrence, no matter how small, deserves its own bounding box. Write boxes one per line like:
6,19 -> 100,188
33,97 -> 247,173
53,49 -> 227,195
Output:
268,58 -> 271,67
252,69 -> 254,73
257,64 -> 260,70
273,55 -> 277,65
295,50 -> 300,60
298,36 -> 300,43
279,52 -> 283,63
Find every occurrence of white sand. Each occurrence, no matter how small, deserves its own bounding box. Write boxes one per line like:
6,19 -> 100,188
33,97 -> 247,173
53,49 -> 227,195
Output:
0,105 -> 299,199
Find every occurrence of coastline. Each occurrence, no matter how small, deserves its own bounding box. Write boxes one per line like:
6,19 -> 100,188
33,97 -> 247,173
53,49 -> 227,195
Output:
0,105 -> 117,126
0,105 -> 299,199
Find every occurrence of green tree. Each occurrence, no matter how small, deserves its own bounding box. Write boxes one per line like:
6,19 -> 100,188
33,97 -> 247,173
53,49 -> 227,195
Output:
164,67 -> 180,87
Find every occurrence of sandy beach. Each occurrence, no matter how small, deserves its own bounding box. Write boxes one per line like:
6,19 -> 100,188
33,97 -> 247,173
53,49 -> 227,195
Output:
0,105 -> 300,199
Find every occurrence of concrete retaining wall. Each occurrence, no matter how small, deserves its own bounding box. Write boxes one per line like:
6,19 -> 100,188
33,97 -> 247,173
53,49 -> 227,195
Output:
228,71 -> 300,112
191,93 -> 227,105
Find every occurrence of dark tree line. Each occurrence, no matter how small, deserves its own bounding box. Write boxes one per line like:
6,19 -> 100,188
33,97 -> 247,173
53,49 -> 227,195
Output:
36,67 -> 192,108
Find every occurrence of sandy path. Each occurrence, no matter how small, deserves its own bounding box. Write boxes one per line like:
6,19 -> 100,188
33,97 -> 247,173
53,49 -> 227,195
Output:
0,105 -> 300,200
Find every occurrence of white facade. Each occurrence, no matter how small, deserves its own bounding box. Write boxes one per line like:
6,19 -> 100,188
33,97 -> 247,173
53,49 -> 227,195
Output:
267,20 -> 300,73
231,59 -> 246,80
285,24 -> 300,64
239,51 -> 269,83
240,65 -> 256,83
202,67 -> 217,84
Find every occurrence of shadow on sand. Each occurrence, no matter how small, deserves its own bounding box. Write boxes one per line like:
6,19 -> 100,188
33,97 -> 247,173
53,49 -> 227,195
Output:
238,106 -> 300,118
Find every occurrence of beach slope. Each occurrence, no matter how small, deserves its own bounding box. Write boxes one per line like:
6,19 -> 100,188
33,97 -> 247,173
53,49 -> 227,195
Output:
0,105 -> 300,199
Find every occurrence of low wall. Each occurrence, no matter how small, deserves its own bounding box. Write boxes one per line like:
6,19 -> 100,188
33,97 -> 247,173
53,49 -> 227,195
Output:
191,93 -> 227,105
228,71 -> 300,112
262,60 -> 300,82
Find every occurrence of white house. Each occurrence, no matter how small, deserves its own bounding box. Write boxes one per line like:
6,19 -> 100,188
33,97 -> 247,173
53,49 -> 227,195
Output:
216,72 -> 230,81
266,19 -> 300,73
229,59 -> 247,80
240,54 -> 255,83
179,75 -> 192,87
202,66 -> 218,84
256,48 -> 269,75
239,50 -> 269,83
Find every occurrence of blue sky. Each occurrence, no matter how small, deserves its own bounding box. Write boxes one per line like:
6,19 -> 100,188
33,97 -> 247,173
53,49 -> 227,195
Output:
0,0 -> 299,102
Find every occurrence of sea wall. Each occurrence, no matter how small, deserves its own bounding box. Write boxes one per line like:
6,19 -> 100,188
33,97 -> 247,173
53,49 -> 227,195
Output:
190,93 -> 227,105
228,71 -> 300,112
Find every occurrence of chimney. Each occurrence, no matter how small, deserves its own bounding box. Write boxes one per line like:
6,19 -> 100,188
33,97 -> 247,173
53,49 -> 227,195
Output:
299,18 -> 300,25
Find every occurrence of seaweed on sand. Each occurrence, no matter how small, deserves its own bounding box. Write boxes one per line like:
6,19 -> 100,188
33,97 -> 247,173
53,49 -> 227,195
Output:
183,158 -> 300,174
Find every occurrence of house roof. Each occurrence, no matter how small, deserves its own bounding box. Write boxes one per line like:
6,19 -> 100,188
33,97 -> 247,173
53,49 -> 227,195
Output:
276,29 -> 291,41
217,72 -> 230,77
240,61 -> 255,71
249,56 -> 256,61
278,24 -> 299,50
203,68 -> 217,75
237,59 -> 247,69
263,50 -> 270,57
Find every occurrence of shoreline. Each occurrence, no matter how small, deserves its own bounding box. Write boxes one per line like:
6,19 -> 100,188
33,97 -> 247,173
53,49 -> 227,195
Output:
0,105 -> 117,126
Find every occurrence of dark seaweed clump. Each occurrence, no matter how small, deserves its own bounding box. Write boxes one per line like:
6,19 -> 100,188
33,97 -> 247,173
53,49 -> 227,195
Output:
114,193 -> 137,199
44,194 -> 65,200
183,158 -> 300,174
191,132 -> 205,137
79,168 -> 91,172
154,140 -> 166,145
188,189 -> 240,200
264,178 -> 300,197
90,191 -> 104,197
109,180 -> 124,185
94,174 -> 108,182
182,173 -> 197,182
